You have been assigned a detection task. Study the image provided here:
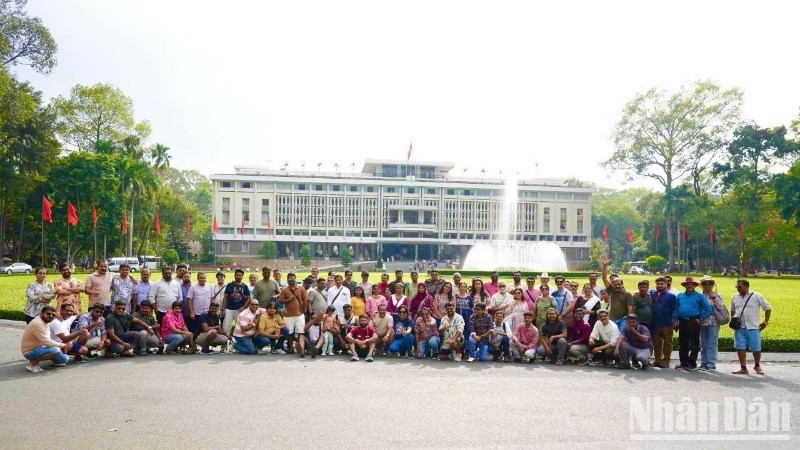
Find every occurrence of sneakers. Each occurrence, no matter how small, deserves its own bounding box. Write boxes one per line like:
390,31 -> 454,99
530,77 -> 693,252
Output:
26,365 -> 44,373
200,348 -> 214,355
640,362 -> 650,371
137,350 -> 148,356
366,356 -> 374,362
165,349 -> 178,355
686,365 -> 698,371
576,358 -> 588,366
351,356 -> 360,361
555,360 -> 564,366
674,365 -> 686,370
274,349 -> 286,355
74,355 -> 86,363
467,356 -> 475,362
53,362 -> 67,367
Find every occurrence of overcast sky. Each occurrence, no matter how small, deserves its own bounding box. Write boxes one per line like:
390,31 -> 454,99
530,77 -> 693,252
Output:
17,0 -> 800,188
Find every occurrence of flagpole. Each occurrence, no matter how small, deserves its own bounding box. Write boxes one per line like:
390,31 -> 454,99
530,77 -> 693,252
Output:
41,215 -> 45,267
67,220 -> 70,265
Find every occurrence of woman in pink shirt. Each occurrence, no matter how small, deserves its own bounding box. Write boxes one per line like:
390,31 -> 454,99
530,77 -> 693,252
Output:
366,284 -> 388,318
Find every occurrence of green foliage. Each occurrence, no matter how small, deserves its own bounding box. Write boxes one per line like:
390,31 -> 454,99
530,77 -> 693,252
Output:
775,160 -> 800,223
645,255 -> 668,272
588,239 -> 607,270
621,262 -> 631,273
52,83 -> 151,151
341,246 -> 352,267
261,241 -> 278,259
300,244 -> 311,267
377,257 -> 383,269
0,0 -> 58,74
161,248 -> 179,265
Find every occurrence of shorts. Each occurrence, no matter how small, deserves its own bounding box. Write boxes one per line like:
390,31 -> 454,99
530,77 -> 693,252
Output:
734,328 -> 762,352
25,346 -> 61,361
284,315 -> 306,335
86,337 -> 103,348
70,342 -> 84,353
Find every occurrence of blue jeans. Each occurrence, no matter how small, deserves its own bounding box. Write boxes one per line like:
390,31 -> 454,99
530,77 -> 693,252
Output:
25,346 -> 68,365
418,336 -> 440,358
616,317 -> 628,333
165,333 -> 189,351
468,335 -> 490,361
254,329 -> 290,351
234,337 -> 257,355
389,334 -> 415,356
492,336 -> 510,356
700,324 -> 720,369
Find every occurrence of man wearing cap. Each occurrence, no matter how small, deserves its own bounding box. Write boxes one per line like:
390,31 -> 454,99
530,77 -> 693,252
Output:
650,277 -> 677,368
731,279 -> 772,375
211,272 -> 227,308
699,275 -> 726,371
673,276 -> 712,371
601,257 -> 634,325
613,314 -> 653,369
253,266 -> 280,308
484,271 -> 500,296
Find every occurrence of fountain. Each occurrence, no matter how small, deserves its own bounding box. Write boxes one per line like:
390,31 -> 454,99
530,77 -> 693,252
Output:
461,172 -> 568,272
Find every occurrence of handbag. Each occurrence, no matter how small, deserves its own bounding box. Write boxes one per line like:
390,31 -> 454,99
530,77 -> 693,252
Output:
712,295 -> 730,326
728,292 -> 752,330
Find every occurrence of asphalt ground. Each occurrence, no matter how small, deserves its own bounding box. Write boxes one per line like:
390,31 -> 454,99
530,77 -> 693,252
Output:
1,325 -> 799,449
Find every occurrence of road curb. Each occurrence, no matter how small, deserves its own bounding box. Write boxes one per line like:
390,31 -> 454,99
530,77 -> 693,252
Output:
0,319 -> 25,328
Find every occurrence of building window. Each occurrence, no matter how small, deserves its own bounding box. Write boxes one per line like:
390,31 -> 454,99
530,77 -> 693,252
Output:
560,208 -> 567,232
425,188 -> 437,195
476,189 -> 491,197
543,207 -> 550,233
446,189 -> 456,196
384,186 -> 397,193
296,184 -> 308,191
314,184 -> 325,191
242,211 -> 250,222
576,248 -> 584,258
405,187 -> 416,194
242,198 -> 250,224
365,186 -> 375,193
462,189 -> 473,196
242,242 -> 249,253
261,199 -> 269,225
221,197 -> 230,224
556,235 -> 570,242
348,185 -> 360,192
221,241 -> 229,253
577,208 -> 583,216
221,181 -> 231,188
241,182 -> 252,189
331,185 -> 342,192
577,219 -> 584,233
420,166 -> 435,179
573,236 -> 587,242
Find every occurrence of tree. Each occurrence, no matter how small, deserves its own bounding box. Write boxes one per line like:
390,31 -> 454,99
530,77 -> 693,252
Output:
341,246 -> 352,267
162,248 -> 179,266
775,160 -> 800,224
261,241 -> 277,259
52,83 -> 151,151
300,244 -> 311,267
150,143 -> 171,171
645,255 -> 668,273
0,0 -> 57,74
604,80 -> 742,271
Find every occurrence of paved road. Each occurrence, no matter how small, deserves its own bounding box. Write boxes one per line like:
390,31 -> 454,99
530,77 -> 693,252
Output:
1,325 -> 798,449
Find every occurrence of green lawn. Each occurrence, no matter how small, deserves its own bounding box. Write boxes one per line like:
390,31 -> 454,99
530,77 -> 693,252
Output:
2,271 -> 796,350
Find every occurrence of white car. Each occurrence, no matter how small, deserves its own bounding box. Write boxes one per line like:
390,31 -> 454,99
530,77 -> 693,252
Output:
108,257 -> 141,272
629,266 -> 646,275
0,262 -> 33,274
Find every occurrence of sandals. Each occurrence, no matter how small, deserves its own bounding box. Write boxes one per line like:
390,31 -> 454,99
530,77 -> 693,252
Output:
731,369 -> 749,375
754,366 -> 765,375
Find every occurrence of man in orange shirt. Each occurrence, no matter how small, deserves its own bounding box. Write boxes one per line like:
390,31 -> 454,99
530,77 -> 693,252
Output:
278,272 -> 309,357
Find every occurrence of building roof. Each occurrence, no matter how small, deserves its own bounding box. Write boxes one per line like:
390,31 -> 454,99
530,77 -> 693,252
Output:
361,159 -> 456,173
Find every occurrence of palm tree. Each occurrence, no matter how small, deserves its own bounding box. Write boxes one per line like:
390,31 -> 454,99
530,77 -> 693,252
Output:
121,134 -> 144,161
151,143 -> 171,171
116,156 -> 159,256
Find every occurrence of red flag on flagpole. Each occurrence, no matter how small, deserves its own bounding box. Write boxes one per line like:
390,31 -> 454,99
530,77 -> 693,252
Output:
407,142 -> 413,161
602,224 -> 608,242
681,225 -> 688,243
738,222 -> 744,243
92,206 -> 98,229
240,216 -> 245,235
767,222 -> 774,240
185,216 -> 191,234
655,225 -> 661,244
626,227 -> 634,244
709,226 -> 715,244
212,215 -> 218,234
155,213 -> 161,235
42,196 -> 53,223
67,202 -> 79,227
121,212 -> 128,232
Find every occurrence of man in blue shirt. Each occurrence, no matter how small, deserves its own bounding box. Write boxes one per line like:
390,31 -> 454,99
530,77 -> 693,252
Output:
650,277 -> 677,368
221,269 -> 251,335
673,277 -> 712,371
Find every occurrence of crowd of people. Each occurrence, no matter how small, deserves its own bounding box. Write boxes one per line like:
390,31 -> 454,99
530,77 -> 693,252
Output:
21,257 -> 773,375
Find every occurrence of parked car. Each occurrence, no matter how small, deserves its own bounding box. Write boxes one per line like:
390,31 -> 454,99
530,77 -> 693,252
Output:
629,266 -> 646,275
0,262 -> 33,274
108,257 -> 141,273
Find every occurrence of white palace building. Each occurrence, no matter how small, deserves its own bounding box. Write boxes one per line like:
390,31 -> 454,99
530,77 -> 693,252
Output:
211,160 -> 593,267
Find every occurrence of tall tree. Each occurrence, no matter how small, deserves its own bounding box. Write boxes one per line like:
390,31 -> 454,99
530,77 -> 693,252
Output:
150,143 -> 171,171
604,80 -> 742,270
52,83 -> 151,151
0,0 -> 57,74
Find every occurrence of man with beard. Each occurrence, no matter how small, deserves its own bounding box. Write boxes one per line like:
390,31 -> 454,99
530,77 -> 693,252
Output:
346,314 -> 377,362
650,277 -> 677,368
278,273 -> 309,357
54,263 -> 85,313
50,303 -> 89,362
221,269 -> 251,335
149,267 -> 182,325
21,306 -> 71,373
85,260 -> 114,315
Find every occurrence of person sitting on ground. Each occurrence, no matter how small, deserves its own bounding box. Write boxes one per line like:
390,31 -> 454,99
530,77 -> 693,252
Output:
388,306 -> 415,357
347,314 -> 377,362
414,307 -> 440,359
490,311 -> 511,361
232,300 -> 262,355
105,301 -> 142,357
50,303 -> 89,362
588,309 -> 620,366
161,301 -> 196,355
21,305 -> 71,373
511,311 -> 539,362
131,300 -> 161,355
196,302 -> 230,355
372,304 -> 395,355
537,308 -> 568,365
75,303 -> 110,357
614,314 -> 653,370
567,308 -> 592,365
438,302 -> 465,361
467,302 -> 494,362
253,303 -> 289,355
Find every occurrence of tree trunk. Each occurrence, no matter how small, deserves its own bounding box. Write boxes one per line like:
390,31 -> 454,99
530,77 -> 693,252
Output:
15,200 -> 26,261
127,195 -> 135,257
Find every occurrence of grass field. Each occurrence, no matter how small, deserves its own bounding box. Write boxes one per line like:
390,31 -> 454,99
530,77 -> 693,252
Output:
2,271 -> 796,350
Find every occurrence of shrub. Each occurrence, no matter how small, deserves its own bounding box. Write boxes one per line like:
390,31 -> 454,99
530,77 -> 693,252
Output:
300,244 -> 312,267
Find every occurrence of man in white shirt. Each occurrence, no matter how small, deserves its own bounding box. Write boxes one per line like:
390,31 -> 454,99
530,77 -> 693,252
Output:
664,275 -> 680,297
588,309 -> 620,366
148,267 -> 182,325
211,272 -> 227,306
186,272 -> 215,336
731,279 -> 772,375
488,282 -> 513,318
326,275 -> 351,320
49,303 -> 89,362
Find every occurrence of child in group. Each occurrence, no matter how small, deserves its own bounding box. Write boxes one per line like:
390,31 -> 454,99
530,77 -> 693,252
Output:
490,312 -> 511,361
320,306 -> 340,356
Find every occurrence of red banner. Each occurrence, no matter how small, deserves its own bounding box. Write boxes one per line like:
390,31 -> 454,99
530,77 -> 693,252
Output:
626,227 -> 634,244
42,196 -> 53,223
212,215 -> 219,234
122,212 -> 128,233
155,213 -> 161,235
67,201 -> 79,227
92,206 -> 98,229
602,224 -> 608,242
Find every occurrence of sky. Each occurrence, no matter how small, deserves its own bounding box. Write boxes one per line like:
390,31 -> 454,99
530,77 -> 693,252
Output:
16,0 -> 800,188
